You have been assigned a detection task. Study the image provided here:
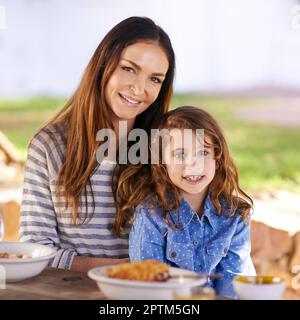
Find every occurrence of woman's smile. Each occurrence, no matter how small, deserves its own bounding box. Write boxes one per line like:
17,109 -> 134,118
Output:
118,93 -> 143,106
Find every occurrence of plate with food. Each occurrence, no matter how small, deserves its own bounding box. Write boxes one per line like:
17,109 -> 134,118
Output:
0,241 -> 56,282
88,260 -> 208,300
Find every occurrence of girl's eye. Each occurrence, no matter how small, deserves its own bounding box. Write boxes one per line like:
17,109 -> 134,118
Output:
198,150 -> 209,156
151,77 -> 162,84
174,151 -> 185,159
121,66 -> 134,73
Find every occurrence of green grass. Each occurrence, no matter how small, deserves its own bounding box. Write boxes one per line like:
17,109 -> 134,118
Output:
0,97 -> 66,159
0,95 -> 299,194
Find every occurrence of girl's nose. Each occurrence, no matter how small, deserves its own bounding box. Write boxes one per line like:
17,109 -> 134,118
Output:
184,155 -> 197,167
185,155 -> 204,171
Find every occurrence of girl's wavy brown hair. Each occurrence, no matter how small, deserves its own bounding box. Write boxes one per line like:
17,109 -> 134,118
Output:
113,106 -> 253,234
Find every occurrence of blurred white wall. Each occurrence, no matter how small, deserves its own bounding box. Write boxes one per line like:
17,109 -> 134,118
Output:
0,0 -> 300,97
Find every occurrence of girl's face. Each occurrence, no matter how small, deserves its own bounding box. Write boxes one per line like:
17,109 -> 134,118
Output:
165,130 -> 216,199
105,41 -> 169,124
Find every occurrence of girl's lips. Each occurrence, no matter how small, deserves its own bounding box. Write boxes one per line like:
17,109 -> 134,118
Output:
183,175 -> 205,184
118,93 -> 142,105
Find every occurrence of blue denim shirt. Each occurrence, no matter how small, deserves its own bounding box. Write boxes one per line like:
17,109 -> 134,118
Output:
129,195 -> 256,299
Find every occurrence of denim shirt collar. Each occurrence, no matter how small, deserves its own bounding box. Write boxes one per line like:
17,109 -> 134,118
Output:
167,194 -> 219,230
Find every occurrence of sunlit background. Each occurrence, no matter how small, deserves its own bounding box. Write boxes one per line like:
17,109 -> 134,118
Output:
1,0 -> 300,191
1,0 -> 300,96
0,0 -> 300,298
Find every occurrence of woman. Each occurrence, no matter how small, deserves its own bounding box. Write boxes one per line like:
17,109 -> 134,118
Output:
19,16 -> 175,272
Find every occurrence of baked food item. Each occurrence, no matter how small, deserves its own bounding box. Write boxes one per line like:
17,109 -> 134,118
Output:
106,260 -> 170,281
0,252 -> 29,259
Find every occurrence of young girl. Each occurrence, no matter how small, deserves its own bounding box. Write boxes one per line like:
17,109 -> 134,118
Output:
19,16 -> 175,272
114,106 -> 256,298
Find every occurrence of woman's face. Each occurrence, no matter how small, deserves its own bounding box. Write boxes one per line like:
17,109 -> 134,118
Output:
105,41 -> 169,124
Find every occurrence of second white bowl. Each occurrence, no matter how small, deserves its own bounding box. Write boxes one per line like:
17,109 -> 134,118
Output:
0,241 -> 56,282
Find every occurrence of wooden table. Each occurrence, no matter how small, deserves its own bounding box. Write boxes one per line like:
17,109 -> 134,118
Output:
0,268 -> 106,300
1,267 -> 296,300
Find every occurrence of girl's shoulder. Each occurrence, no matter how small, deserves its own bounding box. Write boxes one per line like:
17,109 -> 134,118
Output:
218,197 -> 252,225
135,196 -> 165,220
135,195 -> 161,214
133,199 -> 168,235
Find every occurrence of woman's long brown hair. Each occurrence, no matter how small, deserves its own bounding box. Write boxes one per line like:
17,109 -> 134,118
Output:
113,106 -> 253,234
34,17 -> 175,224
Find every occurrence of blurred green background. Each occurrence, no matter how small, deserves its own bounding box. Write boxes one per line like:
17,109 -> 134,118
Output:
0,95 -> 299,194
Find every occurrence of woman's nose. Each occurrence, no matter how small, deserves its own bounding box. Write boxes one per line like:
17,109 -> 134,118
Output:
129,76 -> 146,96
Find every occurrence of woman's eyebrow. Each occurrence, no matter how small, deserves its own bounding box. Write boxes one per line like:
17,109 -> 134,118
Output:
122,59 -> 166,77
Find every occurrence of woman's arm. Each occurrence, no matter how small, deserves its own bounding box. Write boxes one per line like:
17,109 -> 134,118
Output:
19,132 -> 78,269
71,256 -> 129,273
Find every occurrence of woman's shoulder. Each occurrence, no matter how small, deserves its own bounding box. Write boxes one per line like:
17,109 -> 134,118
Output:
29,122 -> 67,153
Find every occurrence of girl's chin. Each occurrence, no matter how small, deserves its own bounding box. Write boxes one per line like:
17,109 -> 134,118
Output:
179,186 -> 207,195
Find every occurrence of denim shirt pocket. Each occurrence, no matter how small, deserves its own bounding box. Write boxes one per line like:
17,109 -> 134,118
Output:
166,242 -> 194,271
205,241 -> 228,270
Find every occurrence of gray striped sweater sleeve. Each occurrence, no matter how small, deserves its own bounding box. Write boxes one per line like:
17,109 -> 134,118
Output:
19,132 -> 77,270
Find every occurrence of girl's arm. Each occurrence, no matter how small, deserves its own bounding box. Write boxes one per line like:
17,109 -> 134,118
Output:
129,206 -> 168,263
213,215 -> 256,298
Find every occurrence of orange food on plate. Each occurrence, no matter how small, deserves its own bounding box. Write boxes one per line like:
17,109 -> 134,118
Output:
106,260 -> 170,282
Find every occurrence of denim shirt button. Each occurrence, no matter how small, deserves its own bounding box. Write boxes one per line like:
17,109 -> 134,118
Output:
193,240 -> 200,246
224,247 -> 228,254
171,251 -> 177,258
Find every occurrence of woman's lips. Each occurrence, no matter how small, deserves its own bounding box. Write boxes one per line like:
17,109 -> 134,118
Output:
119,93 -> 142,105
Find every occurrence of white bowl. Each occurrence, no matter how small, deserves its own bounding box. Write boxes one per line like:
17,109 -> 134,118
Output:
0,241 -> 56,282
233,275 -> 286,300
88,265 -> 207,300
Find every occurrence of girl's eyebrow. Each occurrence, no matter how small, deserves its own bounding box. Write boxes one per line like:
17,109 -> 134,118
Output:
122,59 -> 166,77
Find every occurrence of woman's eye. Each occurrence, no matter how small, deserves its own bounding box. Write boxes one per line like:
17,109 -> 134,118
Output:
151,77 -> 162,84
121,66 -> 134,73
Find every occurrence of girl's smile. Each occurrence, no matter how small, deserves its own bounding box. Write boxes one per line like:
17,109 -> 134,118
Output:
182,174 -> 205,184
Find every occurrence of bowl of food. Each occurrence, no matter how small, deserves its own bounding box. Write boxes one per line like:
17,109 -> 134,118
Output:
233,275 -> 286,300
0,241 -> 56,282
88,260 -> 208,300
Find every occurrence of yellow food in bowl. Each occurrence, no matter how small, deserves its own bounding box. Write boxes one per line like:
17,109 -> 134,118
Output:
0,252 -> 30,259
234,275 -> 284,285
233,275 -> 286,300
106,260 -> 170,282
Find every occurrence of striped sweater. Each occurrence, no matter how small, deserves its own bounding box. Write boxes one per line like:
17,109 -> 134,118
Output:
19,123 -> 129,269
